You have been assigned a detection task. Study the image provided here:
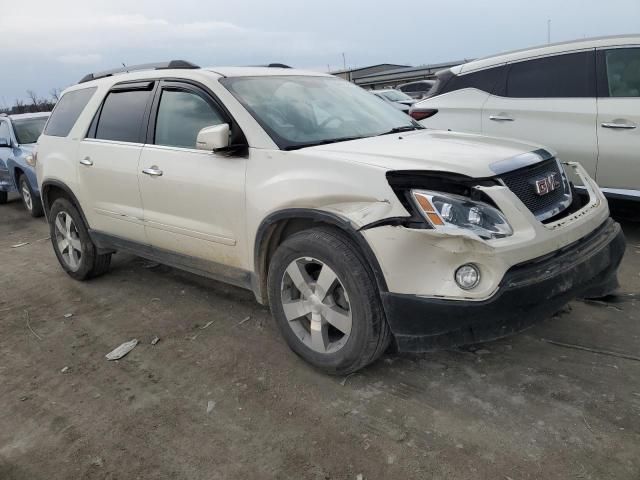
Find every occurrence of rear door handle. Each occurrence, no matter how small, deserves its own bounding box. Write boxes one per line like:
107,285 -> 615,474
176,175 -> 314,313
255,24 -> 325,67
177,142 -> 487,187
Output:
489,115 -> 515,122
601,122 -> 636,129
142,166 -> 163,177
80,157 -> 93,166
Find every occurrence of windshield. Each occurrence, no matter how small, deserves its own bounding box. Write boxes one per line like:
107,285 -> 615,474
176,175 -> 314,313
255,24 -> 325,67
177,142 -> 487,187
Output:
379,90 -> 413,102
12,116 -> 49,144
221,76 -> 421,150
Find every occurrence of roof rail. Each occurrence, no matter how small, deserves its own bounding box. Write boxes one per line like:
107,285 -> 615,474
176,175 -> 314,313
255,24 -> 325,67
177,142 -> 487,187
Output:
250,63 -> 292,69
78,60 -> 200,84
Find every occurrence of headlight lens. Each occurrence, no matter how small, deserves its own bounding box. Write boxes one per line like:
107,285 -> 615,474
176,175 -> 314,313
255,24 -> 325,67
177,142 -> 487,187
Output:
25,154 -> 36,167
411,189 -> 513,239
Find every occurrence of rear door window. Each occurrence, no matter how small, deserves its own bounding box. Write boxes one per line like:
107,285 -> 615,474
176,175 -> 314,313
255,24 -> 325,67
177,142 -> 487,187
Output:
95,89 -> 153,143
44,87 -> 97,137
604,48 -> 640,97
506,52 -> 594,98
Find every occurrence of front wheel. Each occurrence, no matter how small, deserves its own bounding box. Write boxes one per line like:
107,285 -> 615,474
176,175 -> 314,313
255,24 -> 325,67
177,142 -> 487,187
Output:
267,227 -> 391,375
49,197 -> 111,280
19,175 -> 44,217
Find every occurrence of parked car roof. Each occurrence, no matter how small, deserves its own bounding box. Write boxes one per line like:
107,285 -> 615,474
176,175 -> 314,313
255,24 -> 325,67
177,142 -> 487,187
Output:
456,34 -> 640,74
8,112 -> 51,120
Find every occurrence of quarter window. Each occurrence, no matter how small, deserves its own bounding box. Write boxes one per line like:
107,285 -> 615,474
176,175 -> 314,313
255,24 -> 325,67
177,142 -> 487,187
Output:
95,89 -> 152,143
605,48 -> 640,97
154,89 -> 225,149
506,52 -> 594,98
44,87 -> 97,137
440,66 -> 505,95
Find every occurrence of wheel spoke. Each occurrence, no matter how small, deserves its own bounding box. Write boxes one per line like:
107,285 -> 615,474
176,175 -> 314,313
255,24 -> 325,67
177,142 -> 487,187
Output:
322,305 -> 352,335
310,313 -> 329,352
65,213 -> 73,237
282,299 -> 312,321
55,216 -> 66,237
68,247 -> 79,269
285,261 -> 314,298
69,236 -> 82,252
314,264 -> 338,301
57,238 -> 69,254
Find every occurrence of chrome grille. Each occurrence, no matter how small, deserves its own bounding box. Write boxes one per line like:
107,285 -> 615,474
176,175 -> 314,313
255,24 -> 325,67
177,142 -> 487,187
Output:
499,158 -> 572,221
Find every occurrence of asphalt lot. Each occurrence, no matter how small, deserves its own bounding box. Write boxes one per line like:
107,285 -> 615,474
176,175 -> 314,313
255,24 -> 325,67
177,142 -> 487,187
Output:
1,194 -> 639,480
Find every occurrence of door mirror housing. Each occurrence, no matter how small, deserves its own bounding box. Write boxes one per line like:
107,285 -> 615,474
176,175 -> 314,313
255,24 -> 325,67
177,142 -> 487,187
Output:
0,137 -> 11,148
196,124 -> 230,152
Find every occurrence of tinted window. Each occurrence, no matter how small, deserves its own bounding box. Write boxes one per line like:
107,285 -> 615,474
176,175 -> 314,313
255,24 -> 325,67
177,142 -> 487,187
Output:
605,48 -> 640,97
44,87 -> 96,137
506,52 -> 593,98
441,66 -> 504,95
96,90 -> 152,143
154,90 -> 225,148
0,121 -> 10,144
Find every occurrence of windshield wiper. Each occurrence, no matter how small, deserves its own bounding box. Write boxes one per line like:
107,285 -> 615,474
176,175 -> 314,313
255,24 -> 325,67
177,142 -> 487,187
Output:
377,125 -> 424,136
283,136 -> 367,151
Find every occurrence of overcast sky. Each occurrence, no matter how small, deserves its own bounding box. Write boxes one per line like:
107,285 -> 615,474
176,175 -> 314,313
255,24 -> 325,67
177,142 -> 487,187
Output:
1,0 -> 638,104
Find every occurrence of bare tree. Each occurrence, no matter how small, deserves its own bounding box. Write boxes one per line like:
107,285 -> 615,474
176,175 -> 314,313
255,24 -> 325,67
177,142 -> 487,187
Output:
26,90 -> 39,106
50,88 -> 62,102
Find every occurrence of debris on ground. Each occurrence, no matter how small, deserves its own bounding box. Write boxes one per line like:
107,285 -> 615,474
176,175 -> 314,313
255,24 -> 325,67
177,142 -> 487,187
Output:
63,313 -> 73,319
61,366 -> 70,374
475,349 -> 491,355
151,336 -> 160,345
11,242 -> 30,248
542,338 -> 640,362
237,316 -> 251,326
91,457 -> 104,468
356,474 -> 364,480
25,310 -> 42,340
201,321 -> 215,330
105,339 -> 139,360
206,400 -> 216,414
142,262 -> 161,269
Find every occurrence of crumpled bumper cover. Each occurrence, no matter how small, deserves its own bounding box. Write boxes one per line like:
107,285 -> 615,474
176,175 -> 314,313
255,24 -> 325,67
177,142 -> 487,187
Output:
382,218 -> 626,352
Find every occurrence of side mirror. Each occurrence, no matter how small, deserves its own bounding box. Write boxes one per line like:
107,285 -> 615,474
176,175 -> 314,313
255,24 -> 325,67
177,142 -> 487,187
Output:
0,138 -> 11,148
196,124 -> 230,152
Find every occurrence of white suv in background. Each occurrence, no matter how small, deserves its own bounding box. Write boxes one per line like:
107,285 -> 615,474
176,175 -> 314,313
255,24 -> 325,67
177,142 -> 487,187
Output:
411,35 -> 640,202
36,61 -> 624,374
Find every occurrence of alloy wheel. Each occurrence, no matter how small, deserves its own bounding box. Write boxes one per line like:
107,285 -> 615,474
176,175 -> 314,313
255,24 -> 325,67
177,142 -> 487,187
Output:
54,211 -> 83,271
280,257 -> 352,354
21,182 -> 32,211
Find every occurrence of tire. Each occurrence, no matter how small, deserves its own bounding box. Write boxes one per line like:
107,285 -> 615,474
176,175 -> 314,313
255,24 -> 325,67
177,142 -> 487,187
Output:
0,191 -> 7,204
49,197 -> 111,280
19,174 -> 44,217
267,227 -> 392,375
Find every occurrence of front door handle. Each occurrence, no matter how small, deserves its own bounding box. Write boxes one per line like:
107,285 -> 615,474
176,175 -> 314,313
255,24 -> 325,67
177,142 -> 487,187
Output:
601,122 -> 637,130
80,157 -> 93,166
142,166 -> 163,177
489,115 -> 515,122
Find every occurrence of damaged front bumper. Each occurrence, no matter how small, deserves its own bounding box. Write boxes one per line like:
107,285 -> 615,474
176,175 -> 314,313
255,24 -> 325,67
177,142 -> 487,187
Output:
383,218 -> 625,352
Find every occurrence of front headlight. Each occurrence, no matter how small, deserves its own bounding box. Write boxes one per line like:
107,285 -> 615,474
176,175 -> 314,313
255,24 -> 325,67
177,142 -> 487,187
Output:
411,189 -> 512,239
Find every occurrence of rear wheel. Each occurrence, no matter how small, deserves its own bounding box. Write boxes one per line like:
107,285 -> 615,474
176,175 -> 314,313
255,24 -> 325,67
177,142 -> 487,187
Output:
49,198 -> 111,280
0,191 -> 7,204
267,227 -> 391,375
19,175 -> 44,217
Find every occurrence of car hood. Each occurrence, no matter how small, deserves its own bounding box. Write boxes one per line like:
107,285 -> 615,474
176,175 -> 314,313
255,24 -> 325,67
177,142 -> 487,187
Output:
304,129 -> 549,178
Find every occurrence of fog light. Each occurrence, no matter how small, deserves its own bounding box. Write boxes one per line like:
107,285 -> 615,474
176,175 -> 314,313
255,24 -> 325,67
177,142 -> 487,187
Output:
455,264 -> 480,290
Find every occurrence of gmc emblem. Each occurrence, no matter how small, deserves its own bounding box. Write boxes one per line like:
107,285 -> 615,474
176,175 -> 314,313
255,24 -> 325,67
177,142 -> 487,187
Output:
534,173 -> 561,196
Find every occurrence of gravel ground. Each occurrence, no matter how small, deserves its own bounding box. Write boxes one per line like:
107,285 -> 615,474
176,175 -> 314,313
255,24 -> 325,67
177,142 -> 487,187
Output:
1,195 -> 639,480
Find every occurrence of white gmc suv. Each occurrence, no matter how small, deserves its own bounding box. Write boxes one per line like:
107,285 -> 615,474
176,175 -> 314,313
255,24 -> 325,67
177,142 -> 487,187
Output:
36,61 -> 625,374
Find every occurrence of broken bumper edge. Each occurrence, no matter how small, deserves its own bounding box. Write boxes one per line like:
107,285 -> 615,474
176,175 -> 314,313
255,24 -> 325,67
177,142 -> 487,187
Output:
382,218 -> 626,353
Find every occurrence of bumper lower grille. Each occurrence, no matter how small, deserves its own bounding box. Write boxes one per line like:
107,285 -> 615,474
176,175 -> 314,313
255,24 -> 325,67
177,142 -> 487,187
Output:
499,158 -> 572,221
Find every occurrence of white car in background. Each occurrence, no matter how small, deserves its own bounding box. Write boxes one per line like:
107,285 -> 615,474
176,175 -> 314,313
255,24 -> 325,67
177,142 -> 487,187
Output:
411,35 -> 640,202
